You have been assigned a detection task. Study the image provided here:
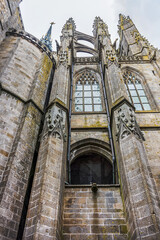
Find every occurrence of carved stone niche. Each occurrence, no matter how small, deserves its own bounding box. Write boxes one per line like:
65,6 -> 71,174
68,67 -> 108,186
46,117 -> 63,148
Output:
114,103 -> 144,142
43,104 -> 67,141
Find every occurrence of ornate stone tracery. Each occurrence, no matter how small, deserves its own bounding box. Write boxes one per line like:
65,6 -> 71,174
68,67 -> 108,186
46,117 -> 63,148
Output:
115,104 -> 145,141
43,105 -> 67,141
62,18 -> 76,32
106,50 -> 119,67
58,50 -> 69,67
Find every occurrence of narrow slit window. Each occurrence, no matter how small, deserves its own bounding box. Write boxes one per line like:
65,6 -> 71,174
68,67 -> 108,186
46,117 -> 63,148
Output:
75,72 -> 102,112
123,71 -> 151,111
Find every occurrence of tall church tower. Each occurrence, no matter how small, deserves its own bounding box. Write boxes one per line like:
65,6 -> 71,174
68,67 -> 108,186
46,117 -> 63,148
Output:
0,3 -> 160,239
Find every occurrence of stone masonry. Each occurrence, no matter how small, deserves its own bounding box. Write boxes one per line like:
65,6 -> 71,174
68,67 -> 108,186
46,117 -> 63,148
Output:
0,2 -> 160,240
63,186 -> 128,240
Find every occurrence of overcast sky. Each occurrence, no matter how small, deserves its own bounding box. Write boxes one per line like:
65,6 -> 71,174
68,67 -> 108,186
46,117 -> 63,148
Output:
20,0 -> 160,50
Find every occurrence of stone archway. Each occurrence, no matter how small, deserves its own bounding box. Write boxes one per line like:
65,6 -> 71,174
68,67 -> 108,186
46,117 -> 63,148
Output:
70,138 -> 113,184
71,152 -> 113,184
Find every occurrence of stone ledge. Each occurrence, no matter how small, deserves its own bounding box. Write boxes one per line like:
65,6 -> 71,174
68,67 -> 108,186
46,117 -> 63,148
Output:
65,184 -> 120,188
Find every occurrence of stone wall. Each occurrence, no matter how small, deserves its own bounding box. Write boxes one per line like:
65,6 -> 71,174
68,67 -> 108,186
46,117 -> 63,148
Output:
0,0 -> 24,44
0,36 -> 53,240
63,186 -> 128,239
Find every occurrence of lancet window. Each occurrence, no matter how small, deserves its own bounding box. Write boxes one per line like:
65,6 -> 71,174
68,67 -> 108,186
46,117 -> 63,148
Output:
123,70 -> 151,111
75,72 -> 102,112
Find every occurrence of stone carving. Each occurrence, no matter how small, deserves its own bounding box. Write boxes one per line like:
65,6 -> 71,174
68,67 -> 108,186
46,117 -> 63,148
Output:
93,16 -> 109,37
115,104 -> 145,141
62,18 -> 76,32
74,57 -> 99,64
118,55 -> 144,62
106,50 -> 119,67
130,29 -> 156,59
130,29 -> 143,44
44,105 -> 67,141
58,50 -> 68,67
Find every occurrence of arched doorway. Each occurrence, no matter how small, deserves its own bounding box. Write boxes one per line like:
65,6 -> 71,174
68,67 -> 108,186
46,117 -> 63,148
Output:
71,152 -> 113,184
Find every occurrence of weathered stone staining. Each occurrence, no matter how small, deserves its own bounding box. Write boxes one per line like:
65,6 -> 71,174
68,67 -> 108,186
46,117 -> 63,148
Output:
0,2 -> 160,240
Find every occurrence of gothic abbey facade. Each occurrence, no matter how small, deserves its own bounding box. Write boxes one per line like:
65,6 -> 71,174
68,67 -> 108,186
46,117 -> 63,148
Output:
0,1 -> 160,239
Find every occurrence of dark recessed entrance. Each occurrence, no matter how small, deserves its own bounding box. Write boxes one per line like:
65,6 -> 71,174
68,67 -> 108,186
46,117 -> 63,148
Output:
71,153 -> 113,184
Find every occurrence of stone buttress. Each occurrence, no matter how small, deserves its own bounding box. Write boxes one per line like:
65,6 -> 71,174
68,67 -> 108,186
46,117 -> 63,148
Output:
95,16 -> 160,239
23,18 -> 75,240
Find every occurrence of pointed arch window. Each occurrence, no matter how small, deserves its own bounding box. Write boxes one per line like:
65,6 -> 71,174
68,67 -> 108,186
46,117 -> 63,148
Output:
123,70 -> 151,111
75,72 -> 102,112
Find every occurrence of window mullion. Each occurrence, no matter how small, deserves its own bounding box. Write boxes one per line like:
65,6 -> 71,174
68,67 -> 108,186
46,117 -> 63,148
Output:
126,81 -> 134,105
91,80 -> 94,112
134,81 -> 144,110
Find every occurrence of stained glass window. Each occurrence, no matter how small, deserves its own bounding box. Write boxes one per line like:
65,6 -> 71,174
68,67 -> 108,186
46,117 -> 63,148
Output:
75,72 -> 102,112
123,71 -> 151,111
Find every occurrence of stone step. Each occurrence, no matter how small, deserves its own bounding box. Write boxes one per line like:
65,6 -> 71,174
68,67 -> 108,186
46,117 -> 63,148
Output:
64,213 -> 125,220
64,218 -> 126,225
63,224 -> 127,233
63,234 -> 128,240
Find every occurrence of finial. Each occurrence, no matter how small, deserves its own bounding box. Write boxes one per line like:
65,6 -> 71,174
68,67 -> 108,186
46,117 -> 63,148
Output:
40,22 -> 55,51
62,18 -> 76,33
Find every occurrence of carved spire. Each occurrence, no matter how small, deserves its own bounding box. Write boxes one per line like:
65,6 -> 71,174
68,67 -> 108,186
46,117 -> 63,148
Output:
40,22 -> 55,51
62,18 -> 76,33
93,16 -> 109,38
118,14 -> 133,32
118,14 -> 155,57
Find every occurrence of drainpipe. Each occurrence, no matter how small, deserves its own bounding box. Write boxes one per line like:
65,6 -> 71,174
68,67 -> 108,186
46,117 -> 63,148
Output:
67,43 -> 74,184
99,60 -> 116,184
